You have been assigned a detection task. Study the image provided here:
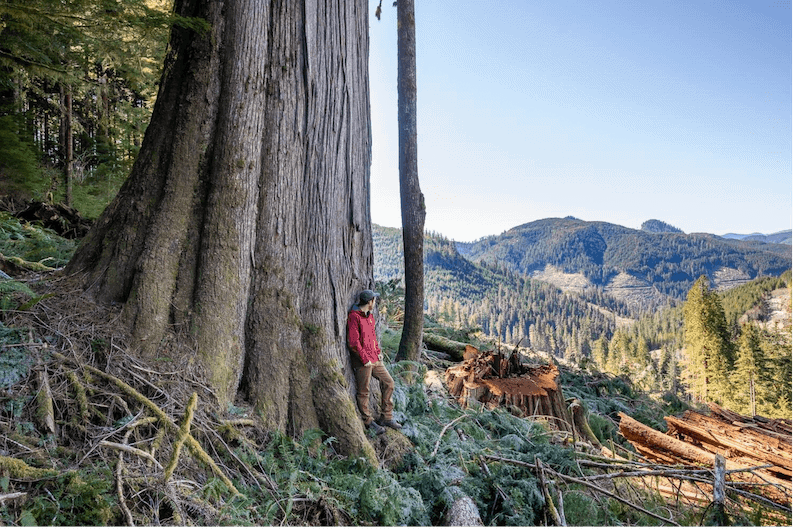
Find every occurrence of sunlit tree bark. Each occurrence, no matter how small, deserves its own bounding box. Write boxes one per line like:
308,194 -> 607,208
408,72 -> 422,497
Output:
395,0 -> 426,362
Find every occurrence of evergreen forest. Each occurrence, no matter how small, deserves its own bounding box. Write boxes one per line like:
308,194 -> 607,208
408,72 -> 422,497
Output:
457,217 -> 790,300
0,0 -> 203,217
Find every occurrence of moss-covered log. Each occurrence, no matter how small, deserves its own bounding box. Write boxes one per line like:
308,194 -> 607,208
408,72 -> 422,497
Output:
423,333 -> 479,362
0,456 -> 57,480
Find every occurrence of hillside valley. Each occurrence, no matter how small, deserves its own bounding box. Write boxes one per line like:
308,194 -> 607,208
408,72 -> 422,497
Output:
374,217 -> 791,319
454,217 -> 791,303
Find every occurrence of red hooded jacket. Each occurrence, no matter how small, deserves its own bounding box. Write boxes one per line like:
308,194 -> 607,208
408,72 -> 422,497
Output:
347,306 -> 381,365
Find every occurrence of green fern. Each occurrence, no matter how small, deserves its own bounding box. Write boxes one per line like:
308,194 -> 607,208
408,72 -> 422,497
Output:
0,280 -> 36,311
0,213 -> 77,268
0,323 -> 34,388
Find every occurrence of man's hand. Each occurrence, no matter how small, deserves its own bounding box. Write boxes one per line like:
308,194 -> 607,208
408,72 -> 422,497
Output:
365,361 -> 375,367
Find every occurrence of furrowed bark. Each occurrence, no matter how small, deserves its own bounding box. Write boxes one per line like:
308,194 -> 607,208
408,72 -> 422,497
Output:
66,0 -> 377,459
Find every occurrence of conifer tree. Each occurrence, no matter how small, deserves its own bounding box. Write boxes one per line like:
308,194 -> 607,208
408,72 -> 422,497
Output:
592,336 -> 609,370
683,276 -> 733,405
607,329 -> 629,374
732,323 -> 764,416
759,326 -> 792,418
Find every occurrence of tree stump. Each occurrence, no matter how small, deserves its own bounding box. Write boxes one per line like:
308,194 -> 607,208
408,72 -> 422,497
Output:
444,350 -> 573,434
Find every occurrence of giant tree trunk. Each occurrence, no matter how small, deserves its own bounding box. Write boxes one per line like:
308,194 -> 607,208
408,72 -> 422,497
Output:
66,0 -> 376,459
396,0 -> 425,362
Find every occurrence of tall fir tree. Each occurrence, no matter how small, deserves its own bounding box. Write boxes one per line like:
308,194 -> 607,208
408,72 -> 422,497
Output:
683,276 -> 734,405
731,323 -> 764,416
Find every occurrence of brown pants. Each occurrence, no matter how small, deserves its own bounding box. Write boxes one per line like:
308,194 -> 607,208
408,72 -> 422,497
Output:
354,362 -> 394,425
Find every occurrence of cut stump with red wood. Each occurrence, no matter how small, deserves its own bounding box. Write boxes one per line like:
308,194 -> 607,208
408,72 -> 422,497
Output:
444,350 -> 593,442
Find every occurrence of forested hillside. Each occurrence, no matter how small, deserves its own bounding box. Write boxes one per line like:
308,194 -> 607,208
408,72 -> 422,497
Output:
457,217 -> 791,301
374,225 -> 634,362
375,224 -> 791,419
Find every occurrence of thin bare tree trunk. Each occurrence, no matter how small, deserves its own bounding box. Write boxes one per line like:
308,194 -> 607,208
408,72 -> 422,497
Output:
60,84 -> 73,206
396,0 -> 425,362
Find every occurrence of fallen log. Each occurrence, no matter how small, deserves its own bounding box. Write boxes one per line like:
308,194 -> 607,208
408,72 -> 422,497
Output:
619,413 -> 720,466
708,403 -> 792,442
666,412 -> 792,474
422,333 -> 480,362
444,496 -> 483,526
618,412 -> 791,505
15,200 -> 91,239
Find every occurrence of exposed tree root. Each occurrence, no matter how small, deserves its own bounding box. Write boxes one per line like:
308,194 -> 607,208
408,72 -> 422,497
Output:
52,352 -> 240,496
0,278 -> 279,524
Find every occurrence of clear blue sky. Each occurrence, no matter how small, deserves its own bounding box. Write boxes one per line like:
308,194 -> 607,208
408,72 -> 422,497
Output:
367,0 -> 792,242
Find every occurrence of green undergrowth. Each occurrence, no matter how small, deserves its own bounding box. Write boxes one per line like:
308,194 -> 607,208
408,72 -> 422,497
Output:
0,212 -> 77,269
195,358 -> 688,526
0,466 -> 120,526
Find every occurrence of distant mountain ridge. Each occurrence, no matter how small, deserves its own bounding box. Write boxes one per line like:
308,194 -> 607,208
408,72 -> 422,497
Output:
455,217 -> 791,302
372,220 -> 791,355
721,230 -> 791,245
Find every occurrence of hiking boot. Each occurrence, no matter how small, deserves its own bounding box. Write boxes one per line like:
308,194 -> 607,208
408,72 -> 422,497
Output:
378,418 -> 402,430
367,421 -> 386,436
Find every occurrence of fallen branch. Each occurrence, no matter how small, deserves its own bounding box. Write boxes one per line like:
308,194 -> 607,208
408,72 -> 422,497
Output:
484,454 -> 679,526
113,430 -> 136,526
164,392 -> 198,482
726,486 -> 792,514
581,469 -> 711,483
576,459 -> 693,471
536,456 -> 563,526
430,414 -> 468,460
0,492 -> 26,503
66,371 -> 89,423
100,441 -> 163,470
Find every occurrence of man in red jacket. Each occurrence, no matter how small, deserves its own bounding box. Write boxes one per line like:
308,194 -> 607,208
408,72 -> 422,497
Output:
347,289 -> 402,435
